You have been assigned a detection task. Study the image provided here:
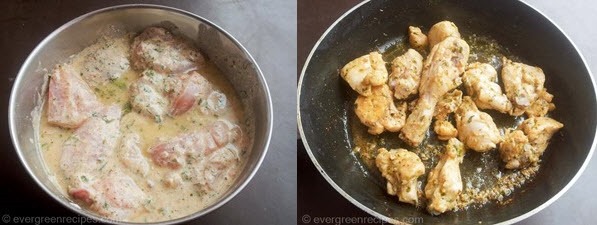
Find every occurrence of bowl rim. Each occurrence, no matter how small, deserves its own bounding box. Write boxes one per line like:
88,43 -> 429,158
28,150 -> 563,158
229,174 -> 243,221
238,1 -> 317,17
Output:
9,3 -> 273,225
296,0 -> 597,224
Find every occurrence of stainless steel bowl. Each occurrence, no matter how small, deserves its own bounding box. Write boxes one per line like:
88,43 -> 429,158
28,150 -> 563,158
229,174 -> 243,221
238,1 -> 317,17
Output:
9,4 -> 272,224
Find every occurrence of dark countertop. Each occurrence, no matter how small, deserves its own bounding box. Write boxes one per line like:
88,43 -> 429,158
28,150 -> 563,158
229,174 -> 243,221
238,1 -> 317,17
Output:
0,0 -> 296,224
298,0 -> 596,224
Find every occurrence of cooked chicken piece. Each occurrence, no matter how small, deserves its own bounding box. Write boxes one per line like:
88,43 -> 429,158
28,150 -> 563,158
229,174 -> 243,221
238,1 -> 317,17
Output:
118,132 -> 149,176
499,117 -> 563,169
47,64 -> 101,128
519,117 -> 563,155
375,148 -> 425,205
130,70 -> 214,122
499,130 -> 536,169
388,49 -> 423,99
525,89 -> 555,117
425,138 -> 465,215
355,85 -> 407,134
131,27 -> 205,74
81,36 -> 131,87
400,37 -> 470,146
433,90 -> 462,140
60,105 -> 121,179
455,97 -> 501,152
340,52 -> 388,96
501,58 -> 546,116
462,63 -> 512,113
428,21 -> 461,49
150,120 -> 242,169
408,26 -> 428,52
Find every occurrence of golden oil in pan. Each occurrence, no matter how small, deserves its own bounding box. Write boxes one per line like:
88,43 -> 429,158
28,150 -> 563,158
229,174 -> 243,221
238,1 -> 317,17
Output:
348,33 -> 540,209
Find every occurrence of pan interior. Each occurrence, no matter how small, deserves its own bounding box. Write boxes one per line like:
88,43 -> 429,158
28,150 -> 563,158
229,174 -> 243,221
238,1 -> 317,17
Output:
299,0 -> 596,224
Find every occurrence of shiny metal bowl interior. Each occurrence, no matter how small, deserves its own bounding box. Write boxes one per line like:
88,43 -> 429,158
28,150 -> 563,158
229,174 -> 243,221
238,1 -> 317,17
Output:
9,4 -> 272,224
298,0 -> 596,224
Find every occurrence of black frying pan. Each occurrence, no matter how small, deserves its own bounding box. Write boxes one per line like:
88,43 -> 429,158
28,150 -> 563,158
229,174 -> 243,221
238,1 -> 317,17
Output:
298,0 -> 596,224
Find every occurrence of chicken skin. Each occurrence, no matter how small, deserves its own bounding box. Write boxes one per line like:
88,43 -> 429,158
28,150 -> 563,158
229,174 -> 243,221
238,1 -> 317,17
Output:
376,148 -> 425,205
340,52 -> 388,96
400,37 -> 470,146
425,138 -> 465,215
355,85 -> 407,134
455,97 -> 501,152
408,26 -> 428,52
462,63 -> 512,113
499,117 -> 563,169
501,58 -> 546,116
428,21 -> 461,49
388,49 -> 424,100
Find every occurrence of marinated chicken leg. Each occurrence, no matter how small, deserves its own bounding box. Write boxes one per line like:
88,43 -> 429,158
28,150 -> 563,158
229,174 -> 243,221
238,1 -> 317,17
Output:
499,117 -> 563,169
340,52 -> 388,96
501,58 -> 546,116
355,85 -> 407,134
428,21 -> 461,49
408,26 -> 428,52
400,37 -> 470,146
376,148 -> 425,205
425,138 -> 465,215
455,97 -> 501,152
434,90 -> 462,140
388,49 -> 424,100
47,64 -> 101,128
462,63 -> 512,113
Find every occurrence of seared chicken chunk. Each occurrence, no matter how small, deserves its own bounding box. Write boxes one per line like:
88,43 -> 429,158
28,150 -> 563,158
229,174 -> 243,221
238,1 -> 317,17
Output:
131,27 -> 205,74
340,52 -> 388,96
376,148 -> 425,205
428,21 -> 461,49
525,89 -> 555,117
388,49 -> 424,100
408,26 -> 428,52
355,85 -> 407,134
400,37 -> 470,146
47,65 -> 101,128
519,117 -> 563,155
81,36 -> 131,87
501,58 -> 546,116
499,117 -> 563,169
455,97 -> 501,152
434,90 -> 462,140
462,63 -> 512,113
425,138 -> 465,215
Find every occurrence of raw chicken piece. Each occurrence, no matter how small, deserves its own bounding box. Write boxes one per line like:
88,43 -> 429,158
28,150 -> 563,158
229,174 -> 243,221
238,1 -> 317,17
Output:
60,105 -> 122,179
81,36 -> 131,87
375,148 -> 425,205
130,70 -> 214,121
499,117 -> 563,169
525,89 -> 555,117
400,37 -> 470,146
455,97 -> 501,152
354,85 -> 407,134
388,49 -> 424,100
501,58 -> 546,116
462,63 -> 512,113
427,21 -> 461,49
47,64 -> 101,128
189,143 -> 240,191
340,52 -> 388,96
131,27 -> 205,73
408,26 -> 428,52
433,90 -> 462,140
425,138 -> 465,215
118,132 -> 149,176
499,130 -> 536,169
150,120 -> 242,169
519,117 -> 563,155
